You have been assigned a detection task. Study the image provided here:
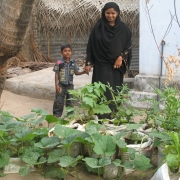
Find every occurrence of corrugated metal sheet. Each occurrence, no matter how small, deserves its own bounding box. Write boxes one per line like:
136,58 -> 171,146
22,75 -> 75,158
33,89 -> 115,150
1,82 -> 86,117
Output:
130,46 -> 139,70
41,34 -> 139,70
130,37 -> 139,71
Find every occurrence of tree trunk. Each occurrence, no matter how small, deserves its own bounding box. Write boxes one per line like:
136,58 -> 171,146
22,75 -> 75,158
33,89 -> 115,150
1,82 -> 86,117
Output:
0,0 -> 35,98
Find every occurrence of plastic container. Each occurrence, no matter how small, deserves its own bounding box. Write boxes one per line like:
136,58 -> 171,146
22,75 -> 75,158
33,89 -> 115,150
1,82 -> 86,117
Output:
103,163 -> 121,180
121,131 -> 153,174
3,158 -> 35,174
158,144 -> 165,167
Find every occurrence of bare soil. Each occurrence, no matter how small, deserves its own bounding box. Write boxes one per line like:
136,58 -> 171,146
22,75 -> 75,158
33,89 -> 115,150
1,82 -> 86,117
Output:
0,90 -> 156,180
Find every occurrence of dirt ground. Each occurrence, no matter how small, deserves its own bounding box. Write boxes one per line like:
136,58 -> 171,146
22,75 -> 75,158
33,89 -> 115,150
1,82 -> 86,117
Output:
1,90 -> 53,117
0,90 -> 157,180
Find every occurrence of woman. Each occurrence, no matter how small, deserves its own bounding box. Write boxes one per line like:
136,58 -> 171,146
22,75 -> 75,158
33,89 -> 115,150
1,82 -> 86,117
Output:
85,2 -> 132,117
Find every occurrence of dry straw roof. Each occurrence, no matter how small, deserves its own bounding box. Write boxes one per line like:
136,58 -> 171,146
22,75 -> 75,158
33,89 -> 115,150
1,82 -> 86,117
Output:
38,0 -> 139,38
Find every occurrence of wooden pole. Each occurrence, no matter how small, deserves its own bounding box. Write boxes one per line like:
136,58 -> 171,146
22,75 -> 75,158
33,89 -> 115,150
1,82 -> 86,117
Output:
47,31 -> 50,58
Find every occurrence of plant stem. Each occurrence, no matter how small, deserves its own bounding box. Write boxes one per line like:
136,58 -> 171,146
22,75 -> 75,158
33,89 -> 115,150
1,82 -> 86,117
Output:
98,167 -> 101,180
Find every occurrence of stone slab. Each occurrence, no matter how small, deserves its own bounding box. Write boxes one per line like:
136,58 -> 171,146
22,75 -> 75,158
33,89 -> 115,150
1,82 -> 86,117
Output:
4,67 -> 92,101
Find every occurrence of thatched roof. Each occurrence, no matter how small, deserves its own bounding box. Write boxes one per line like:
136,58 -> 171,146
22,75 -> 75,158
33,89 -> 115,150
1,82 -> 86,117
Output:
38,0 -> 139,38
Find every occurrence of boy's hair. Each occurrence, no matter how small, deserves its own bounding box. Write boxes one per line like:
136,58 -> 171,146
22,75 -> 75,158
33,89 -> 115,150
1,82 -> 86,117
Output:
61,44 -> 72,51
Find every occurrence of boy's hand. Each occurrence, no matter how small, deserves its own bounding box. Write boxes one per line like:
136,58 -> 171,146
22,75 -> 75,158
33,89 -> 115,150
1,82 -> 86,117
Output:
56,85 -> 61,93
83,70 -> 89,75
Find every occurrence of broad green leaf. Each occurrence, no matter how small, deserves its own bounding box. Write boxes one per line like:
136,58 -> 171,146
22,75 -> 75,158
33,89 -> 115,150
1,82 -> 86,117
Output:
92,133 -> 116,156
133,154 -> 152,170
37,157 -> 47,165
19,166 -> 30,176
61,132 -> 87,149
99,82 -> 106,92
35,136 -> 60,149
75,132 -> 90,144
121,161 -> 134,169
0,152 -> 10,168
114,132 -> 130,139
93,104 -> 111,114
0,110 -> 13,116
85,124 -> 105,135
59,155 -> 82,167
149,131 -> 171,142
166,154 -> 179,168
82,97 -> 95,108
16,129 -> 44,141
0,130 -> 4,137
47,149 -> 64,163
169,132 -> 179,147
31,108 -> 47,115
127,148 -> 136,160
175,120 -> 180,128
20,114 -> 37,120
61,134 -> 81,148
29,115 -> 46,126
113,159 -> 122,167
45,115 -> 58,124
22,151 -> 40,165
54,124 -> 79,138
83,157 -> 101,168
45,166 -> 66,179
94,88 -> 101,97
113,138 -> 127,149
99,157 -> 111,166
126,109 -> 132,116
31,127 -> 49,136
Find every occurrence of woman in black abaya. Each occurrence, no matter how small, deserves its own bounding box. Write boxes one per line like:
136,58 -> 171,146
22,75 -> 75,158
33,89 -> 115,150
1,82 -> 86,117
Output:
85,2 -> 132,118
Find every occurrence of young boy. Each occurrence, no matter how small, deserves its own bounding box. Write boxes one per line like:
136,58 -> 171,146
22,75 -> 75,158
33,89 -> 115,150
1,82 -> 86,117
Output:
53,44 -> 87,117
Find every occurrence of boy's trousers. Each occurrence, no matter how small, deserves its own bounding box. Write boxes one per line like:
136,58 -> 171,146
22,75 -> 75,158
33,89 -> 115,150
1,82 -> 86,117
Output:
53,84 -> 74,117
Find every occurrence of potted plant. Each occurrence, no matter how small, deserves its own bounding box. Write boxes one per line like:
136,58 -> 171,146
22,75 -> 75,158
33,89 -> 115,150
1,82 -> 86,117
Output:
67,82 -> 111,123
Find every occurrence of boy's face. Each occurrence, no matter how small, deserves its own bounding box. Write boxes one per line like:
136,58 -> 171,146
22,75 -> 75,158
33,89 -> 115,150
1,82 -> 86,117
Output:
61,47 -> 72,59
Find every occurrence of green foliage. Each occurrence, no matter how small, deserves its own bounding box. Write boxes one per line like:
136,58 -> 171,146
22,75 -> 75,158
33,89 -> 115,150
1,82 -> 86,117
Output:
59,155 -> 83,167
133,154 -> 153,170
83,157 -> 111,168
163,132 -> 180,173
90,133 -> 116,157
0,81 -> 156,179
68,82 -> 111,122
47,149 -> 64,163
106,83 -> 141,124
19,166 -> 31,176
143,86 -> 180,132
44,166 -> 66,179
0,152 -> 10,168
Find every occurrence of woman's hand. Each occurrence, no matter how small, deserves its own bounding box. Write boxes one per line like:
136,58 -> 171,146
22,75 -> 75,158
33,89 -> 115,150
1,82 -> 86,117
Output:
85,66 -> 92,75
114,56 -> 123,69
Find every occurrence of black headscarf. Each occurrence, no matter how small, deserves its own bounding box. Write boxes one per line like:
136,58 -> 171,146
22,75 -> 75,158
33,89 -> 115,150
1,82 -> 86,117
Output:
86,2 -> 132,70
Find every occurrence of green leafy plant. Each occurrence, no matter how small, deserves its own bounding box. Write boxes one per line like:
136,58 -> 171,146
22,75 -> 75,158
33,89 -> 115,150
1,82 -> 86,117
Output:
67,82 -> 111,122
143,86 -> 180,132
164,132 -> 180,173
106,83 -> 141,125
0,98 -> 154,179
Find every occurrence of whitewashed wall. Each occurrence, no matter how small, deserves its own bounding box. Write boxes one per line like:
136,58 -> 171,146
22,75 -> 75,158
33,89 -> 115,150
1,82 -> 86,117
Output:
140,0 -> 180,77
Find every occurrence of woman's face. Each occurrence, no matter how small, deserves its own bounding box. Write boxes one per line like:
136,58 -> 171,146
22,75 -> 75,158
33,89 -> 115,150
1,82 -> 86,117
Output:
104,8 -> 119,24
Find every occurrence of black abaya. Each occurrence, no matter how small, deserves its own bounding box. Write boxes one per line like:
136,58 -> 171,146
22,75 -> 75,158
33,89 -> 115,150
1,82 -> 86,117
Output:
86,2 -> 132,116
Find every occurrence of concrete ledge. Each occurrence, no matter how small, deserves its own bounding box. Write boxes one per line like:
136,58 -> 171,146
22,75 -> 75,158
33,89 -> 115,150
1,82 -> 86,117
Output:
123,78 -> 134,89
4,67 -> 92,101
130,90 -> 157,109
134,74 -> 180,92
